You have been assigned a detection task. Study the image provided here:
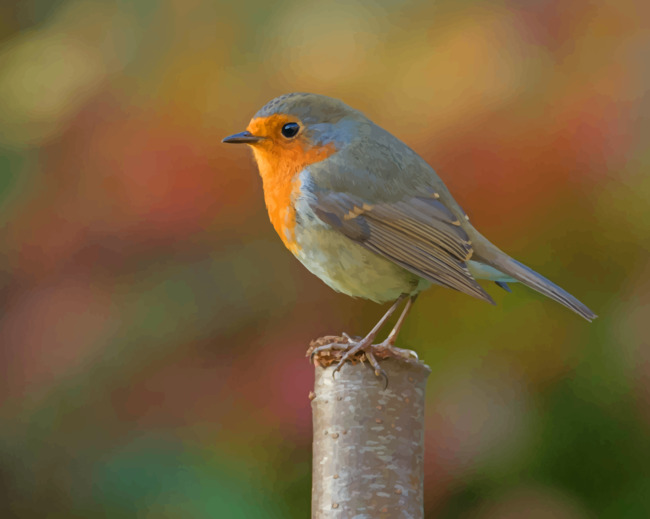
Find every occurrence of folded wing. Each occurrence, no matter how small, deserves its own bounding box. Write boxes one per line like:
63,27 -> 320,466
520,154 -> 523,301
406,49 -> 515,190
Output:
311,191 -> 494,304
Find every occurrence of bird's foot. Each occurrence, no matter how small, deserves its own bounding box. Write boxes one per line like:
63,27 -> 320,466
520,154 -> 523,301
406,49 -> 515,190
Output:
307,334 -> 361,366
307,333 -> 419,388
371,341 -> 419,362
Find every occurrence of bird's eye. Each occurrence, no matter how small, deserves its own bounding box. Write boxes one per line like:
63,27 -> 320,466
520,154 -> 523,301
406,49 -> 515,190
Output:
281,122 -> 300,138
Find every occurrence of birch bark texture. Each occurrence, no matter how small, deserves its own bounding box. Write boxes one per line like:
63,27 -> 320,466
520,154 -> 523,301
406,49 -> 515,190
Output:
310,356 -> 431,519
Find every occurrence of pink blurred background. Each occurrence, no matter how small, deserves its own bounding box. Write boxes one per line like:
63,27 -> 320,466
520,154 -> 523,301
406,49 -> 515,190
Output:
1,1 -> 648,517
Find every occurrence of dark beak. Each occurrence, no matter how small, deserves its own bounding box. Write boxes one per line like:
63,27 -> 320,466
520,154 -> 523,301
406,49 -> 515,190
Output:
222,131 -> 263,144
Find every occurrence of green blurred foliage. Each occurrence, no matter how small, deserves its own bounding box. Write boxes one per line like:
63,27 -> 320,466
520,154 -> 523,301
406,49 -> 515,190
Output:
0,0 -> 648,517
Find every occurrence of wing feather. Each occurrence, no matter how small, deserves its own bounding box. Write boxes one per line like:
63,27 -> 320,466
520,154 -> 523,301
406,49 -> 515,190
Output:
311,192 -> 494,304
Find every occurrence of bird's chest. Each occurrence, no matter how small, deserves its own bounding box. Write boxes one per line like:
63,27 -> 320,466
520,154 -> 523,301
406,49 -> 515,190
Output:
255,155 -> 303,254
254,142 -> 337,254
290,175 -> 423,303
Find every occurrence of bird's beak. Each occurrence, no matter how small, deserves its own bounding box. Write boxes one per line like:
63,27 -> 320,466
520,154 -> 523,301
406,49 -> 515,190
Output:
222,131 -> 263,144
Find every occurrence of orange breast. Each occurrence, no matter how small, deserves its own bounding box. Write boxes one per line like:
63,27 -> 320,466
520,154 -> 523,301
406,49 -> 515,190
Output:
248,116 -> 336,254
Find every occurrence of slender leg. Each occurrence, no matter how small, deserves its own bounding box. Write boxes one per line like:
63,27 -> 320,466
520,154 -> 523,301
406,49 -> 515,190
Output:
309,294 -> 408,365
384,294 -> 418,346
330,294 -> 408,376
308,293 -> 421,386
370,294 -> 420,361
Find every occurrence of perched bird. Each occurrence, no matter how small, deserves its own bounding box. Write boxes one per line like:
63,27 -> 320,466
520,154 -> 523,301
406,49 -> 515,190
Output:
223,93 -> 596,379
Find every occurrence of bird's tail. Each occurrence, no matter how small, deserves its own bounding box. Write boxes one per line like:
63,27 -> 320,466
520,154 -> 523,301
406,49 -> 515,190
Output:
472,238 -> 597,322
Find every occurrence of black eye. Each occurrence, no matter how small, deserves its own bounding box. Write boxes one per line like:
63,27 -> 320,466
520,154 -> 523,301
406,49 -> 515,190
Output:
281,122 -> 300,138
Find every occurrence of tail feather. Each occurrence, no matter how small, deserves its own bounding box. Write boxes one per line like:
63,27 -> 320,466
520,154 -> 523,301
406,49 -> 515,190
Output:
476,251 -> 597,321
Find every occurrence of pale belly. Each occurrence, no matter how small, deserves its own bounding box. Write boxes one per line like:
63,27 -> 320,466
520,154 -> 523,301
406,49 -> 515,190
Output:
294,222 -> 430,303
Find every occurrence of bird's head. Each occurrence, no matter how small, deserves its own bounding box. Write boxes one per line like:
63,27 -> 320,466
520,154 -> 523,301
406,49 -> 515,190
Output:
223,93 -> 365,179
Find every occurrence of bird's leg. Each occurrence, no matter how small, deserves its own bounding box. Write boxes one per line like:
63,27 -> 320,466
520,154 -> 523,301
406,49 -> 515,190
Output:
309,294 -> 408,363
309,293 -> 422,385
327,293 -> 409,386
374,295 -> 419,359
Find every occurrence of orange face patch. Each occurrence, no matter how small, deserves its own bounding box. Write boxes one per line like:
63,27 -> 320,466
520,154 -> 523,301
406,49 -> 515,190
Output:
246,115 -> 336,254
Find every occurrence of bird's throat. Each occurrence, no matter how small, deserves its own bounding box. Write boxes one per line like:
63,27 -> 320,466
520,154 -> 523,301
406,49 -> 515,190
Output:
251,141 -> 336,254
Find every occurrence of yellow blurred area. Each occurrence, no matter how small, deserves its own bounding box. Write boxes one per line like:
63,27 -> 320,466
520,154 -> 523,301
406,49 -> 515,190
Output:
0,1 -> 133,148
0,1 -> 648,518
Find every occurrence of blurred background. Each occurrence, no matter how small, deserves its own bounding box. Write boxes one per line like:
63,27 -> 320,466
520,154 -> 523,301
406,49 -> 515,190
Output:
0,0 -> 648,517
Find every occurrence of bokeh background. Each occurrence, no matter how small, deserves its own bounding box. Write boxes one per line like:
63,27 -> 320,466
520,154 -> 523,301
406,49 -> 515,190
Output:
1,0 -> 648,517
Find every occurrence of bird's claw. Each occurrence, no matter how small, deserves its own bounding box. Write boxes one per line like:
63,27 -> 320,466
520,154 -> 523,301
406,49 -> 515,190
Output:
377,344 -> 418,360
375,369 -> 389,390
308,333 -> 418,389
309,342 -> 348,364
330,344 -> 388,388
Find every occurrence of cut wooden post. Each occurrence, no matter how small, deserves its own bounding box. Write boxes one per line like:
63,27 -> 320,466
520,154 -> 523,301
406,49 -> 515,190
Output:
309,341 -> 431,519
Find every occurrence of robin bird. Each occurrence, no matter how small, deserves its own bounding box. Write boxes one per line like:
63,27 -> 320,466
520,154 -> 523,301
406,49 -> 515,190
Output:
223,93 -> 596,380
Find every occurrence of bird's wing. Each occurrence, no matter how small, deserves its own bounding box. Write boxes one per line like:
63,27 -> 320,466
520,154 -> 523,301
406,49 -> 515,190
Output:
310,191 -> 495,304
